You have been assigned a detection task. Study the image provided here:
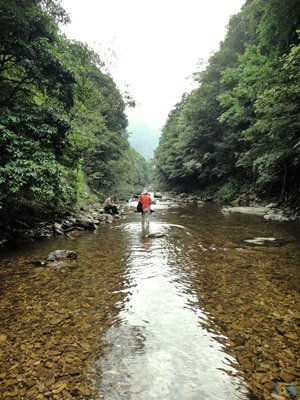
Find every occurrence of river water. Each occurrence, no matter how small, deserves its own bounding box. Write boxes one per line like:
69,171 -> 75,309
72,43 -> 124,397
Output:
0,200 -> 299,399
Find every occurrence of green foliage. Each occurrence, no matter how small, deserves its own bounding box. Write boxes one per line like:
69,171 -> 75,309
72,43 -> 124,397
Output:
0,0 -> 74,107
217,180 -> 244,202
57,38 -> 147,199
75,164 -> 98,208
0,0 -> 146,226
0,105 -> 76,219
238,39 -> 300,199
258,0 -> 300,56
155,0 -> 300,205
0,0 -> 76,222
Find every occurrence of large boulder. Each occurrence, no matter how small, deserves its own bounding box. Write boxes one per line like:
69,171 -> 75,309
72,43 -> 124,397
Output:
74,218 -> 97,230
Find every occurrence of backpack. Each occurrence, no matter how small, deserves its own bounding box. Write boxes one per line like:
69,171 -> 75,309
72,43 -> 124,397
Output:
137,201 -> 142,212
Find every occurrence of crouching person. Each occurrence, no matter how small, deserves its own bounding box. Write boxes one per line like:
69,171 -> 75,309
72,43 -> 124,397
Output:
103,195 -> 119,215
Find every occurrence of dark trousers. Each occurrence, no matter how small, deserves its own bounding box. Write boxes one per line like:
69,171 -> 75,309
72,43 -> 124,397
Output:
104,205 -> 119,215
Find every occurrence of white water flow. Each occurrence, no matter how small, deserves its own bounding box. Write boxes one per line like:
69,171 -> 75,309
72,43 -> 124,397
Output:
98,218 -> 248,399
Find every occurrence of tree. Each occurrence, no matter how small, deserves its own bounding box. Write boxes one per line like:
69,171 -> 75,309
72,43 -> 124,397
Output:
155,0 -> 300,205
238,40 -> 300,202
0,0 -> 76,222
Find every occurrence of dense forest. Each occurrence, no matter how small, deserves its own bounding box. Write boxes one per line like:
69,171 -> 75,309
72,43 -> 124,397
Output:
0,0 -> 149,226
155,0 -> 300,207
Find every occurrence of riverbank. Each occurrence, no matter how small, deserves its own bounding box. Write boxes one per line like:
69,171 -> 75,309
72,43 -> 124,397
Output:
1,192 -> 299,248
0,202 -> 123,247
167,191 -> 300,222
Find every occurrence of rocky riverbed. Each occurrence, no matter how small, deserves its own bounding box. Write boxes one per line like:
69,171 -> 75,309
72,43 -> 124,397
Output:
0,196 -> 299,399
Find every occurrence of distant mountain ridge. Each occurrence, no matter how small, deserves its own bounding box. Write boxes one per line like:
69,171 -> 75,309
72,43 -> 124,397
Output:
128,120 -> 160,160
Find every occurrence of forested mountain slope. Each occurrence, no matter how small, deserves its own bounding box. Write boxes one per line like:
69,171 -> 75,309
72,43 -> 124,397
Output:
0,0 -> 148,226
155,0 -> 300,208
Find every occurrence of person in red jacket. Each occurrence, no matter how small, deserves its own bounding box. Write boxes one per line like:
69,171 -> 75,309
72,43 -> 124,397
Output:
139,189 -> 152,227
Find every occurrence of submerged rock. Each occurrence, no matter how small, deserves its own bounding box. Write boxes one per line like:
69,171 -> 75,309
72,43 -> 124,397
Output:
244,237 -> 287,246
146,233 -> 166,239
47,250 -> 78,261
263,210 -> 290,221
29,260 -> 48,267
244,237 -> 277,246
222,205 -> 296,222
222,206 -> 267,215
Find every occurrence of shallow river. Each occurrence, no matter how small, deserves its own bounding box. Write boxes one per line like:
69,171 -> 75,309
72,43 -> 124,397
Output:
0,200 -> 299,399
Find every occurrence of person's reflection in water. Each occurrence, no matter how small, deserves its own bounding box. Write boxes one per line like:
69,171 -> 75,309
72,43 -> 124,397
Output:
141,235 -> 152,257
141,223 -> 150,238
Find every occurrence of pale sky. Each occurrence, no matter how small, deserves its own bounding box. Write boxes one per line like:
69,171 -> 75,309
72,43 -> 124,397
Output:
60,0 -> 245,130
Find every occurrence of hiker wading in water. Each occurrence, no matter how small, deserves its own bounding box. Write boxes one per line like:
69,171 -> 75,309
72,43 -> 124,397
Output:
139,189 -> 152,228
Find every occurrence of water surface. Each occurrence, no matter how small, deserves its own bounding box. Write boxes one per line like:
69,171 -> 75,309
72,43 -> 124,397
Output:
0,200 -> 299,399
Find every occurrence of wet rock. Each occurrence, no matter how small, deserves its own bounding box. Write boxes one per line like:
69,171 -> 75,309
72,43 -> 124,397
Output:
34,222 -> 53,239
47,250 -> 78,261
187,195 -> 198,202
0,334 -> 7,343
244,237 -> 288,247
146,233 -> 166,238
238,264 -> 253,269
29,260 -> 48,267
266,203 -> 278,208
222,205 -> 297,222
61,219 -> 75,230
263,210 -> 290,221
222,206 -> 267,216
178,193 -> 188,198
66,216 -> 77,224
0,234 -> 9,246
244,237 -> 277,246
103,214 -> 114,223
53,222 -> 64,235
284,332 -> 298,341
74,218 -> 97,230
278,371 -> 295,383
74,226 -> 85,231
49,317 -> 63,325
13,228 -> 35,241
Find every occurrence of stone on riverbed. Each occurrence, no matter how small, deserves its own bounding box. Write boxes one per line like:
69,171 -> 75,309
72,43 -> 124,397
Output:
103,213 -> 114,223
30,260 -> 48,267
263,210 -> 290,221
222,205 -> 295,221
244,237 -> 276,245
47,250 -> 78,261
222,206 -> 267,215
146,233 -> 167,239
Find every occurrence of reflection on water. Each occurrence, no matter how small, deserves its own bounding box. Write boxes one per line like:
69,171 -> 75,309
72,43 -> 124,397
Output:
99,220 -> 248,399
0,200 -> 299,399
